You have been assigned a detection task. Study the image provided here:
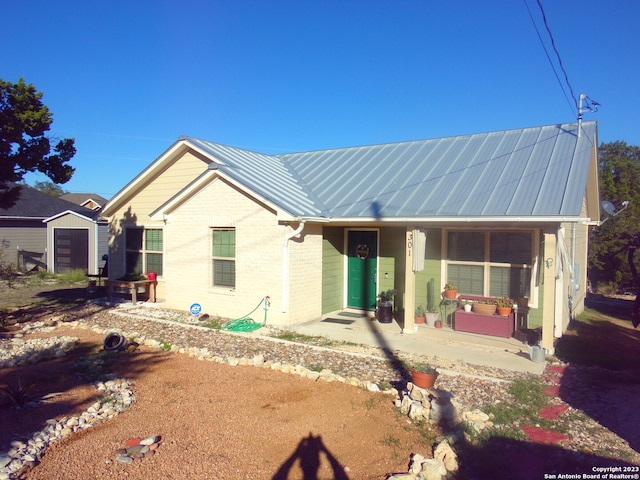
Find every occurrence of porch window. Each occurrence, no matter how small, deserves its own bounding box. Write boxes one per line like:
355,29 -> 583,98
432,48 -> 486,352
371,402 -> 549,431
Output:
125,228 -> 163,276
446,231 -> 533,299
212,228 -> 235,288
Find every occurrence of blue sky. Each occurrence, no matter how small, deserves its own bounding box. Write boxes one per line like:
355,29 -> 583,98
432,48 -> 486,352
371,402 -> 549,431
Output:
3,1 -> 639,198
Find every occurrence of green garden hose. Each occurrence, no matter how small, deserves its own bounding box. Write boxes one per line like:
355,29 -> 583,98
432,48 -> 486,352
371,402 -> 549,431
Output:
222,296 -> 270,332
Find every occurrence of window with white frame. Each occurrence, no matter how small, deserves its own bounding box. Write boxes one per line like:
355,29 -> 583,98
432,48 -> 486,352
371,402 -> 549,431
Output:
446,230 -> 534,299
125,228 -> 163,276
212,228 -> 235,287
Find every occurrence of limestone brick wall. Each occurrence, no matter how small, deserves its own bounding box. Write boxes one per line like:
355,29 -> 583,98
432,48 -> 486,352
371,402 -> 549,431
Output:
285,222 -> 323,326
163,179 -> 292,325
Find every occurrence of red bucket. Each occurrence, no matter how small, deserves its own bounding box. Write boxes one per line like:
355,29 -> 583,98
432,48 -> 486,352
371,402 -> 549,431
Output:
147,272 -> 157,281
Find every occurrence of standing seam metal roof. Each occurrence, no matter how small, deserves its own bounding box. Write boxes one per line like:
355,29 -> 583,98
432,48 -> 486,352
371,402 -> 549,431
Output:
185,121 -> 596,219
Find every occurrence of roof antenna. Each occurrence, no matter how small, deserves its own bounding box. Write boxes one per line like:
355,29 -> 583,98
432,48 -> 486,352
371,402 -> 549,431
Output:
577,93 -> 601,137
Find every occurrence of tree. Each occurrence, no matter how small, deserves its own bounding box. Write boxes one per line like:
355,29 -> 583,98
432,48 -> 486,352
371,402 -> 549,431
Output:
0,78 -> 75,208
588,141 -> 640,292
33,180 -> 67,197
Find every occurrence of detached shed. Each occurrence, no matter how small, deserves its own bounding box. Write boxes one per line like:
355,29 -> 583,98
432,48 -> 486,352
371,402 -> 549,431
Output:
43,210 -> 108,275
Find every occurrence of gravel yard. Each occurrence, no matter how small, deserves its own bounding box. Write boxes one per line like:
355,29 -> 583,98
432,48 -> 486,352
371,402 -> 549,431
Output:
1,283 -> 639,479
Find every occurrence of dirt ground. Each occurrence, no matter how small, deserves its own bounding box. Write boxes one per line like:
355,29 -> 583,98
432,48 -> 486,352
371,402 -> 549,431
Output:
0,281 -> 433,479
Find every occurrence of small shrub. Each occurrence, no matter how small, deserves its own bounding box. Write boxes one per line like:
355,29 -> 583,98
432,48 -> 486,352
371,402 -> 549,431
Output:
0,379 -> 35,408
203,317 -> 225,330
58,269 -> 88,283
382,434 -> 401,448
0,243 -> 17,283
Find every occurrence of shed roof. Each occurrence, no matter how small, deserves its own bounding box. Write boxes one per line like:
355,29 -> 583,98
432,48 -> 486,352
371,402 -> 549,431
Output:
184,121 -> 597,221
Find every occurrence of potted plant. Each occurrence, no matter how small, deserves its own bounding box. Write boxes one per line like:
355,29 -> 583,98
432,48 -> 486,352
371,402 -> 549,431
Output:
472,299 -> 497,315
425,308 -> 439,327
462,300 -> 472,312
496,297 -> 514,316
444,281 -> 458,299
415,305 -> 426,324
377,289 -> 396,324
407,361 -> 439,389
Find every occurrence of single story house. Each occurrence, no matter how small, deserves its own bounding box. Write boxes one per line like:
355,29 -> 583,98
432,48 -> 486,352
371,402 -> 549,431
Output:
101,121 -> 600,353
60,192 -> 109,212
0,184 -> 108,274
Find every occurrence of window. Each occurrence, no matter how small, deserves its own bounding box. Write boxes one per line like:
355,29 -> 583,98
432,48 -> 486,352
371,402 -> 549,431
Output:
212,228 -> 235,287
125,228 -> 163,276
446,230 -> 533,299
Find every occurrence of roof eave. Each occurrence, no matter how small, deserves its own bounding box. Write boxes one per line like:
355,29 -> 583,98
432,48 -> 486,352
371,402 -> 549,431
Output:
325,215 -> 593,223
103,138 -> 219,217
43,210 -> 96,223
150,169 -> 305,222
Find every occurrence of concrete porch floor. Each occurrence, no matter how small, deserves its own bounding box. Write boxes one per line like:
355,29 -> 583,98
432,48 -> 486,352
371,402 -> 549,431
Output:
288,309 -> 546,375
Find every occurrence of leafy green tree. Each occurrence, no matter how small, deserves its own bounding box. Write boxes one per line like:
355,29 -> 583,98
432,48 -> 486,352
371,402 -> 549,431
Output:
33,180 -> 67,197
0,78 -> 75,208
588,141 -> 640,292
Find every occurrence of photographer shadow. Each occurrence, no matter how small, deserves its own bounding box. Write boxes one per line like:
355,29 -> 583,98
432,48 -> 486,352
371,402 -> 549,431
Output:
272,432 -> 349,480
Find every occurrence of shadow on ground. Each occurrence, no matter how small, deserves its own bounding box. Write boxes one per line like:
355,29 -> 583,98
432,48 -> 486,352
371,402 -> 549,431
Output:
554,294 -> 640,454
0,283 -> 173,452
272,432 -> 349,480
456,436 -> 637,479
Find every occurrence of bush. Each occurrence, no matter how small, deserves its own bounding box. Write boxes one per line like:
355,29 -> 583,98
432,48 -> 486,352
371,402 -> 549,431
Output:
0,245 -> 17,281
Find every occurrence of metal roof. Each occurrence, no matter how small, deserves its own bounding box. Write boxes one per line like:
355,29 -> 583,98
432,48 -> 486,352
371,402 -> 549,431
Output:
185,121 -> 597,221
181,137 -> 323,217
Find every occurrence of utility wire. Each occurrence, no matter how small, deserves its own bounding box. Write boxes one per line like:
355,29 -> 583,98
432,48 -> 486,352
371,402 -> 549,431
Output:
523,0 -> 577,114
535,0 -> 579,107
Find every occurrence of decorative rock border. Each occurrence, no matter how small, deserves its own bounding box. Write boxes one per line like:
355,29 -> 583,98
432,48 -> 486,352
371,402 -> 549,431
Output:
0,329 -> 135,480
0,314 -> 498,480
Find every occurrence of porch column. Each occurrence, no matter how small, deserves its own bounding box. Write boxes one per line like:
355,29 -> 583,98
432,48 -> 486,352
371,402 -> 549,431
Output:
403,228 -> 416,334
542,232 -> 557,354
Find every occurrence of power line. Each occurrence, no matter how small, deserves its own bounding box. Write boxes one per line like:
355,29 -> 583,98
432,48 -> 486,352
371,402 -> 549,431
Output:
523,0 -> 577,114
535,0 -> 579,107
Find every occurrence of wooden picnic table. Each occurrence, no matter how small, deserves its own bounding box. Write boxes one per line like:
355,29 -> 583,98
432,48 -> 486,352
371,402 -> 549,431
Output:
105,279 -> 157,303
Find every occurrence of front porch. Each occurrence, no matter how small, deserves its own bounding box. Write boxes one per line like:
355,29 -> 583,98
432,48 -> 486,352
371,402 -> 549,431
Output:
289,308 -> 545,374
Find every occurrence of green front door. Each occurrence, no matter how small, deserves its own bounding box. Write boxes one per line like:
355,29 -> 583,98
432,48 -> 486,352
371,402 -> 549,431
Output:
347,230 -> 378,309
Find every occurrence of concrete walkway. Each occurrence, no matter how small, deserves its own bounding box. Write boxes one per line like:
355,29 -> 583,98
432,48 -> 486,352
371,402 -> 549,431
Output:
288,310 -> 546,375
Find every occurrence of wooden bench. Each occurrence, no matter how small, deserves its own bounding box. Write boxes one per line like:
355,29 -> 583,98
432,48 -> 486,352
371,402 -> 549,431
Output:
105,280 -> 157,304
454,295 -> 515,338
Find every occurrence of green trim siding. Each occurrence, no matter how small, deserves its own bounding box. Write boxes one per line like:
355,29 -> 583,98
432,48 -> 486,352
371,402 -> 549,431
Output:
322,228 -> 344,314
528,281 -> 543,328
378,227 -> 401,307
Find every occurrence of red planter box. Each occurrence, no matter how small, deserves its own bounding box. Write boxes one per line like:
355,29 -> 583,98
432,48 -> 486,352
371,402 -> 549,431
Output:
454,309 -> 514,338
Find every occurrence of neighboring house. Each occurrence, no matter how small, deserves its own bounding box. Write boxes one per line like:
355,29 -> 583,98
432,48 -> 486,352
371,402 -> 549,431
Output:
60,192 -> 109,212
101,121 -> 600,353
0,184 -> 108,274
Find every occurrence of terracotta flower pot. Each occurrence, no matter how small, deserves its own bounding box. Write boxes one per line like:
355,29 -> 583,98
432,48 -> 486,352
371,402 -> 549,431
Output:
411,369 -> 438,389
497,306 -> 512,316
415,315 -> 425,325
444,288 -> 458,299
472,303 -> 496,315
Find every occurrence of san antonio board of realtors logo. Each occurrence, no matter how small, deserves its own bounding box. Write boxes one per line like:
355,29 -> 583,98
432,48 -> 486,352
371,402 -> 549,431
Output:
355,244 -> 369,259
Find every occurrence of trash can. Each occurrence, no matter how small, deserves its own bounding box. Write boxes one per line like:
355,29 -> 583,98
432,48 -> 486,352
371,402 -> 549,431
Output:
377,301 -> 393,323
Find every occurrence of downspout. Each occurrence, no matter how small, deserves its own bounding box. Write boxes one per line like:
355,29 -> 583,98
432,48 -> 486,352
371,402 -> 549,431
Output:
282,221 -> 306,313
571,222 -> 577,315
